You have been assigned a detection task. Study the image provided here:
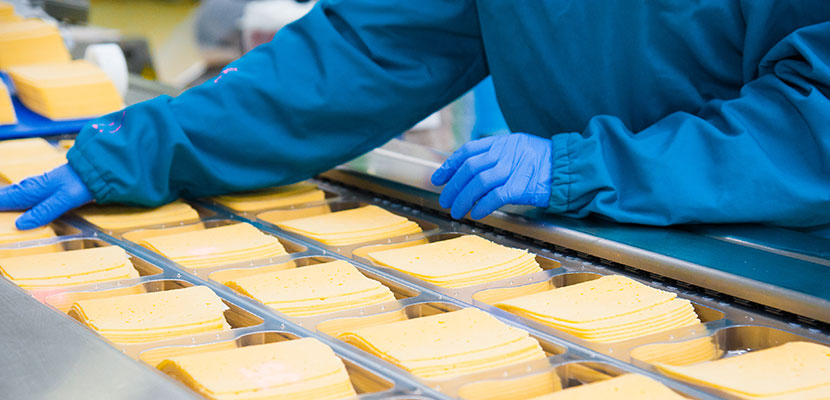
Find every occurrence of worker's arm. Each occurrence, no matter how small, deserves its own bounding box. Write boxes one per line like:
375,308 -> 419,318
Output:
547,22 -> 830,228
66,0 -> 485,206
434,22 -> 830,230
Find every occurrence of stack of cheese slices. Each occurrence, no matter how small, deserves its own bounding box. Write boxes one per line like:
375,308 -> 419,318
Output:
7,60 -> 123,120
69,286 -> 231,344
495,275 -> 702,343
157,338 -> 357,400
0,1 -> 21,22
213,182 -> 326,212
0,19 -> 70,68
275,205 -> 422,246
0,138 -> 65,184
138,223 -> 288,269
0,211 -> 57,244
367,235 -> 542,288
224,260 -> 396,317
76,200 -> 200,230
656,341 -> 830,399
0,80 -> 15,125
0,246 -> 138,291
527,374 -> 686,400
339,308 -> 547,379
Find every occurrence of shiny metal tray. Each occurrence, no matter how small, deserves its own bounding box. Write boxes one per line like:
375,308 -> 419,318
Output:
2,178 -> 829,399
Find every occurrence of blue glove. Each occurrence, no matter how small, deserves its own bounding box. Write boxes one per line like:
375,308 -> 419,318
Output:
431,133 -> 552,220
0,164 -> 93,230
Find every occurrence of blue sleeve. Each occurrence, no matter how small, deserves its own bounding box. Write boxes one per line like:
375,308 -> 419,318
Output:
548,22 -> 830,228
67,0 -> 485,206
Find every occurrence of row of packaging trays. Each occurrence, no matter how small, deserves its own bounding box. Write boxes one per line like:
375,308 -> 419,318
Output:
1,179 -> 829,400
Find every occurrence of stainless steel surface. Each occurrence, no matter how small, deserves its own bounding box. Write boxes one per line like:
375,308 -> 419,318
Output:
0,277 -> 198,400
329,140 -> 830,323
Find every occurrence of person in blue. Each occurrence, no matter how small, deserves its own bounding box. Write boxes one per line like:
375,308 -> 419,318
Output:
1,1 -> 829,238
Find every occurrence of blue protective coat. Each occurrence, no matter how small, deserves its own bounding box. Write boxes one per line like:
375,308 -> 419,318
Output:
67,0 -> 830,229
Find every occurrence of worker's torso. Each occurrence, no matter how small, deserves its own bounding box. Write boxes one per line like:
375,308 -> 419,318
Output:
477,0 -> 830,135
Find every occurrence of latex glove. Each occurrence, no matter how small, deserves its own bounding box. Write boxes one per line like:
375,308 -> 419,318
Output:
0,164 -> 93,230
431,133 -> 552,220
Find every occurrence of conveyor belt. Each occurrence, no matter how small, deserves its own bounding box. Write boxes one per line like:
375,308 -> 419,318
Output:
0,136 -> 829,399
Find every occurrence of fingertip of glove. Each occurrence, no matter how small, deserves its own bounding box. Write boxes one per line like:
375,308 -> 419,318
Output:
15,217 -> 38,231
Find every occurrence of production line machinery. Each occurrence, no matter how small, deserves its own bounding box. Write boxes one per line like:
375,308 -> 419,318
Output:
0,134 -> 827,399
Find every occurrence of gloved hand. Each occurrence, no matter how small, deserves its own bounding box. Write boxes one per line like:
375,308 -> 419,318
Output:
0,164 -> 93,230
431,133 -> 552,220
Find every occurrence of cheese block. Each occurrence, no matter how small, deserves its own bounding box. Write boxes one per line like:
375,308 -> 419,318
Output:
276,205 -> 422,247
68,285 -> 231,344
7,60 -> 123,120
367,235 -> 542,288
158,338 -> 357,400
0,19 -> 70,68
0,80 -> 15,125
0,211 -> 57,245
0,246 -> 138,290
76,200 -> 200,230
495,275 -> 703,343
225,260 -> 396,317
339,308 -> 547,379
213,182 -> 326,212
0,2 -> 21,22
0,153 -> 66,184
138,223 -> 288,269
528,374 -> 686,400
656,341 -> 830,399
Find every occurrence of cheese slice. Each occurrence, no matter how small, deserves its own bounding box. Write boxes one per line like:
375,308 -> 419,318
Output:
76,200 -> 200,230
213,182 -> 326,212
367,235 -> 543,288
7,60 -> 123,120
495,276 -> 702,344
69,285 -> 231,344
528,374 -> 686,400
225,260 -> 396,317
0,80 -> 15,126
0,211 -> 57,245
0,153 -> 66,184
0,19 -> 70,68
458,372 -> 563,400
158,338 -> 357,400
339,308 -> 547,379
656,341 -> 830,399
138,223 -> 288,269
0,246 -> 139,290
276,205 -> 422,247
0,138 -> 61,161
0,2 -> 21,22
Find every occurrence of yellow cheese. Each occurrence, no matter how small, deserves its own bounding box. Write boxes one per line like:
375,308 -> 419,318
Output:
656,341 -> 830,399
0,211 -> 57,245
76,200 -> 200,230
276,205 -> 422,246
213,182 -> 326,212
7,60 -> 123,120
122,222 -> 206,243
630,337 -> 723,367
0,153 -> 66,183
495,275 -> 703,343
0,246 -> 138,290
0,138 -> 61,161
458,372 -> 563,400
339,308 -> 547,379
69,285 -> 231,344
528,374 -> 686,400
0,2 -> 21,22
0,80 -> 15,125
158,338 -> 357,400
138,223 -> 288,269
367,235 -> 543,288
0,19 -> 70,68
225,260 -> 396,317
